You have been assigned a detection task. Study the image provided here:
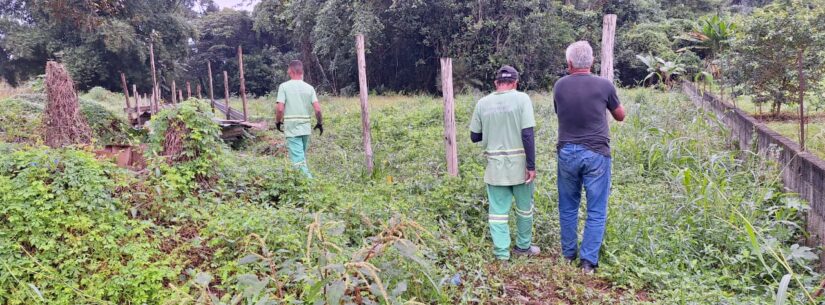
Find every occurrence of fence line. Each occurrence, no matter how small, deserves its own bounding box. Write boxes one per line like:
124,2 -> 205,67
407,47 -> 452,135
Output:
682,82 -> 825,267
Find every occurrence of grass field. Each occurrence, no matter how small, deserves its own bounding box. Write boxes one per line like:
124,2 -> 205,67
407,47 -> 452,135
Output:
731,94 -> 825,159
0,88 -> 820,304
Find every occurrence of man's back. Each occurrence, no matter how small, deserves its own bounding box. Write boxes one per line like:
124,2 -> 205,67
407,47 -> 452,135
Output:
553,74 -> 620,156
276,80 -> 317,137
470,90 -> 535,186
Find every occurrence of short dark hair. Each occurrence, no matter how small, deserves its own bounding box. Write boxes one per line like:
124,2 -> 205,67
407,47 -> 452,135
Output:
288,60 -> 304,74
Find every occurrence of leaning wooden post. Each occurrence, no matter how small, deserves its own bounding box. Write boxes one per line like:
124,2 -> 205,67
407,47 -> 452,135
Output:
178,90 -> 184,103
186,81 -> 192,100
207,62 -> 215,113
119,72 -> 131,119
223,71 -> 231,120
149,41 -> 159,112
440,58 -> 459,177
798,49 -> 806,151
196,84 -> 202,99
238,45 -> 249,121
356,34 -> 375,174
171,80 -> 177,104
600,14 -> 617,82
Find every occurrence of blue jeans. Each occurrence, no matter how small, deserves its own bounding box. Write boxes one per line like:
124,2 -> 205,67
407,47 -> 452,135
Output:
557,143 -> 611,266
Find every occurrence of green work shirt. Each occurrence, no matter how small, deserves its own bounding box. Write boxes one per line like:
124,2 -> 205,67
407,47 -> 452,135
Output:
276,80 -> 318,137
470,90 -> 536,186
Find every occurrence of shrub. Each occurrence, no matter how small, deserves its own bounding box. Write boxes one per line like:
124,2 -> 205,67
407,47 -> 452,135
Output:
0,147 -> 178,304
146,100 -> 224,196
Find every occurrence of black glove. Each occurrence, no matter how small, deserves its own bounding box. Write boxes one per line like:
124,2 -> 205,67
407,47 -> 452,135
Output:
314,123 -> 324,135
276,122 -> 283,133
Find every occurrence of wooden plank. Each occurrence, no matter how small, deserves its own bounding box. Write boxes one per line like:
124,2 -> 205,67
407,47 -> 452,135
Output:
440,58 -> 459,176
208,62 -> 215,113
238,45 -> 248,121
223,71 -> 231,120
356,34 -> 375,174
600,14 -> 617,82
212,99 -> 245,121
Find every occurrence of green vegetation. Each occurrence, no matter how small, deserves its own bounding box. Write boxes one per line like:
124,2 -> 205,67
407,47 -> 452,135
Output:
2,0 -> 765,94
0,87 -> 819,304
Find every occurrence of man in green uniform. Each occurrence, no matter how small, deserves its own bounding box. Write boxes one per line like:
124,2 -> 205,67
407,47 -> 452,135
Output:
470,65 -> 540,261
275,60 -> 323,178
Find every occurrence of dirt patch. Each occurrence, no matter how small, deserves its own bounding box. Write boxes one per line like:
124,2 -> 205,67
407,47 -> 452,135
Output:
753,112 -> 825,123
486,254 -> 650,304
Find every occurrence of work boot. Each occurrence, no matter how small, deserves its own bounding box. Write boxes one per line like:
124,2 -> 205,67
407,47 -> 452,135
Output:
581,260 -> 597,275
513,245 -> 540,257
563,255 -> 576,265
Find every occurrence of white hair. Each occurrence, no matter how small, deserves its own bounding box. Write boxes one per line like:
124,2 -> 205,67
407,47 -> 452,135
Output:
565,41 -> 594,69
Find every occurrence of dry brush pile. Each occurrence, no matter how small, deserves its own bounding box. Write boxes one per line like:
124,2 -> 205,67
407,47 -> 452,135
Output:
41,61 -> 92,148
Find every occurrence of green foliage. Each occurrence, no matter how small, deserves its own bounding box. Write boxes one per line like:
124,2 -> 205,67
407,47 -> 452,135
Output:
0,97 -> 42,143
0,0 -> 197,91
146,99 -> 225,197
602,90 -> 818,303
636,54 -> 687,88
728,0 -> 825,115
0,147 -> 178,304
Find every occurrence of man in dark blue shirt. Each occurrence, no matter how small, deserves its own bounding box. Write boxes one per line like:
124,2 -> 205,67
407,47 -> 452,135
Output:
553,41 -> 626,274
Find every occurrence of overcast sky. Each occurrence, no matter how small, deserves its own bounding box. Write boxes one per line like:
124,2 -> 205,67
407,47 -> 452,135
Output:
213,0 -> 260,11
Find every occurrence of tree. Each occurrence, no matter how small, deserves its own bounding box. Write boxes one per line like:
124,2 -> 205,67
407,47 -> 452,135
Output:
728,0 -> 825,116
0,0 -> 204,92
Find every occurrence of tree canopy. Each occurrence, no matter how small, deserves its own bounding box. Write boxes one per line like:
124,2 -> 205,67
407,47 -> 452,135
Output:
0,0 -> 775,95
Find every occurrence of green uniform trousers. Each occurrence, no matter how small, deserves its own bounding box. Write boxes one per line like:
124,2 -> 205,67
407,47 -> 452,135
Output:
286,135 -> 312,178
487,183 -> 535,260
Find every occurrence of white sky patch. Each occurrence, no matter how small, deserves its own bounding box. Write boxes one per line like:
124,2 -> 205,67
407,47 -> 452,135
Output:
213,0 -> 260,11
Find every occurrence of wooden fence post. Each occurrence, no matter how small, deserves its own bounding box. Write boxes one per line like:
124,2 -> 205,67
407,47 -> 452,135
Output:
208,62 -> 215,113
132,85 -> 139,123
186,81 -> 192,100
440,58 -> 459,176
149,41 -> 159,112
171,80 -> 177,104
798,49 -> 806,151
238,45 -> 248,121
119,72 -> 131,119
223,71 -> 231,120
601,14 -> 617,121
356,34 -> 375,174
600,14 -> 617,82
